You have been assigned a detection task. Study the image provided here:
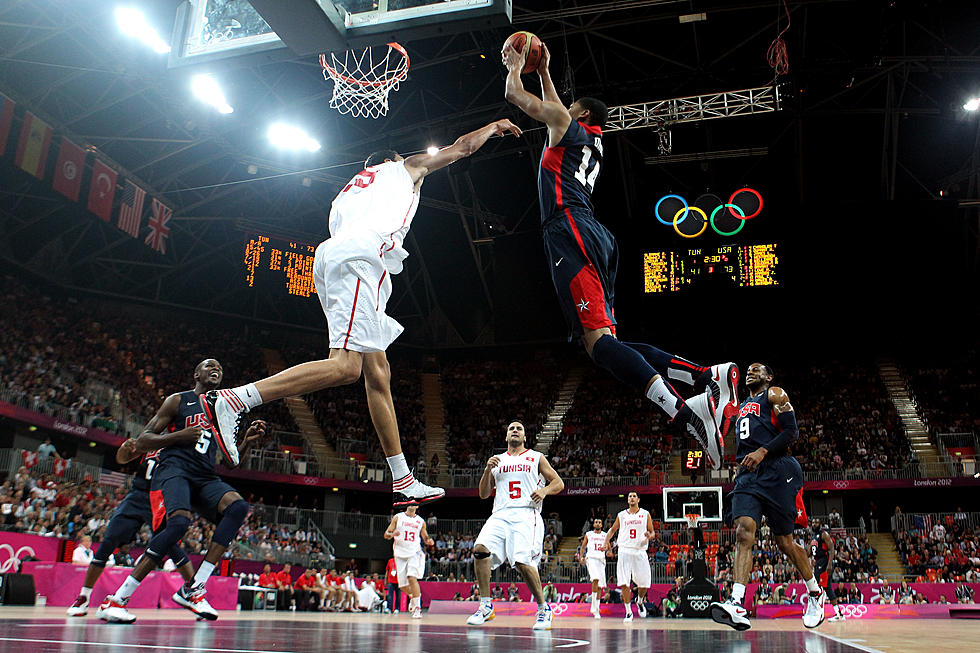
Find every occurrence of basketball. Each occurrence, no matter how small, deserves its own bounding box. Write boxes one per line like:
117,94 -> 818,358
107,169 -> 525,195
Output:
504,31 -> 543,74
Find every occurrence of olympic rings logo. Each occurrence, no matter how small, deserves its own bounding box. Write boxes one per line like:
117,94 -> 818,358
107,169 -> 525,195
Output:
689,599 -> 711,611
655,188 -> 763,238
833,481 -> 850,489
839,604 -> 867,618
0,544 -> 36,573
548,602 -> 569,616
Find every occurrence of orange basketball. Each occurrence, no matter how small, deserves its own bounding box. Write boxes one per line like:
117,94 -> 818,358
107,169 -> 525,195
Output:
504,31 -> 543,74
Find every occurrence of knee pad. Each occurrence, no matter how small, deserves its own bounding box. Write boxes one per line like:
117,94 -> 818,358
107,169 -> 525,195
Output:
473,549 -> 491,560
145,514 -> 191,563
213,500 -> 249,547
91,539 -> 117,567
168,545 -> 190,569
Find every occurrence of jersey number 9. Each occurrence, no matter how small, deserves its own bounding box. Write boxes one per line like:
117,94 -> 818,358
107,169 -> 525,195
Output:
738,418 -> 750,440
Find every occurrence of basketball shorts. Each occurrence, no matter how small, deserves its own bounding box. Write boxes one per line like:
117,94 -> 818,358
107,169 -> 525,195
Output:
314,234 -> 404,353
616,548 -> 651,588
585,557 -> 607,587
815,561 -> 838,600
150,464 -> 236,531
729,455 -> 804,536
475,508 -> 544,570
93,489 -> 153,564
394,551 -> 426,586
542,209 -> 618,338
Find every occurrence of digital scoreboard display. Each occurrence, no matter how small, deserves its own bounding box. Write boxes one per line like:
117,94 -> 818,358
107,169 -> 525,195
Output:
244,234 -> 318,299
643,243 -> 779,294
684,450 -> 704,470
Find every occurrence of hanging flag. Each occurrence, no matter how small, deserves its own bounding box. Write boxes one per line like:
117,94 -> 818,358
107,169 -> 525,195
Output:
14,111 -> 52,179
99,470 -> 129,488
117,179 -> 146,237
87,158 -> 117,221
53,457 -> 68,477
52,137 -> 87,202
21,450 -> 38,468
145,197 -> 173,254
0,92 -> 14,156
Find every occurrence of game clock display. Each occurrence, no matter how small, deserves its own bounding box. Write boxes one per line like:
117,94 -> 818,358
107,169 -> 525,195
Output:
643,243 -> 779,294
684,450 -> 704,471
244,234 -> 317,299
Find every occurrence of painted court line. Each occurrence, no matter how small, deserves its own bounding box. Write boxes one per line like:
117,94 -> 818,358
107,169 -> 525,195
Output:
0,636 -> 302,653
811,630 -> 888,653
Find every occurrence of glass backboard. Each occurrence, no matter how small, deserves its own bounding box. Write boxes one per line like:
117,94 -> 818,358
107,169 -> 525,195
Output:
663,486 -> 723,523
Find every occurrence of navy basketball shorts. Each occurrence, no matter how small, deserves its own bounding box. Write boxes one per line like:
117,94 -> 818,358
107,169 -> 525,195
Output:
150,466 -> 236,530
542,209 -> 619,338
101,489 -> 154,547
729,456 -> 804,536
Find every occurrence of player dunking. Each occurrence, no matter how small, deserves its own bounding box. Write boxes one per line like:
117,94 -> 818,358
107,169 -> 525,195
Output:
710,363 -> 826,630
603,492 -> 654,622
199,119 -> 522,506
811,519 -> 845,621
501,41 -> 738,469
384,502 -> 434,618
466,421 -> 564,631
577,518 -> 609,619
98,359 -> 266,623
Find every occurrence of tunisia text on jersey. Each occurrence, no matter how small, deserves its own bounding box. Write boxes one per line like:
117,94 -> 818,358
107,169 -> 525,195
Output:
617,508 -> 650,549
491,449 -> 545,514
538,120 -> 603,220
392,512 -> 425,557
329,160 -> 420,275
585,531 -> 608,560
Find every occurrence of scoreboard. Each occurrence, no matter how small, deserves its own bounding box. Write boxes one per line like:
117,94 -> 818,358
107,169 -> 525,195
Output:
643,243 -> 779,294
244,234 -> 318,299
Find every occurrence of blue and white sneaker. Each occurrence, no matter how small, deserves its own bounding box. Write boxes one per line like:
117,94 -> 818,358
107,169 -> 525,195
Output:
466,602 -> 495,625
532,604 -> 553,630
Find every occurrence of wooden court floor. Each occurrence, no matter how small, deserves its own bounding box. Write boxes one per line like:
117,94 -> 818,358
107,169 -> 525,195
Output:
0,607 -> 974,652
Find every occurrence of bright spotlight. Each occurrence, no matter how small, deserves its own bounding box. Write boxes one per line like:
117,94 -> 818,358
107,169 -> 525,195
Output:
964,97 -> 980,112
191,75 -> 234,114
426,146 -> 439,155
115,7 -> 171,54
268,123 -> 321,152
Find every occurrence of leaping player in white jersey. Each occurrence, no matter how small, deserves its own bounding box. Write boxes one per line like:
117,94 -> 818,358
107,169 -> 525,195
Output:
603,492 -> 654,623
577,517 -> 610,619
467,421 -> 565,631
384,502 -> 434,619
199,118 -> 522,506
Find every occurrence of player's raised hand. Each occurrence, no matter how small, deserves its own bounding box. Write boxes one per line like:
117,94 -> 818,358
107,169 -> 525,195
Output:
536,42 -> 551,75
491,119 -> 522,138
501,43 -> 526,73
486,455 -> 501,470
240,420 -> 268,448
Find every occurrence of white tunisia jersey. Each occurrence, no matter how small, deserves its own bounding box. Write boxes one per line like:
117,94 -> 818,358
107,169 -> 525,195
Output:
585,531 -> 607,560
616,508 -> 651,550
491,449 -> 545,514
329,160 -> 420,275
391,512 -> 425,557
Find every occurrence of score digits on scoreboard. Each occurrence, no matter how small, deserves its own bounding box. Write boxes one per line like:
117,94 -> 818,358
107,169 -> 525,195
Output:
643,243 -> 779,294
244,235 -> 317,299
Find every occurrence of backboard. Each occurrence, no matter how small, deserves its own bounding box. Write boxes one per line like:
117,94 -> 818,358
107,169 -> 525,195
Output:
663,486 -> 723,524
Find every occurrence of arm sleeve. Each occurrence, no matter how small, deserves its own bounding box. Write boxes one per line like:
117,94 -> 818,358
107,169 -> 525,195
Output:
764,410 -> 798,455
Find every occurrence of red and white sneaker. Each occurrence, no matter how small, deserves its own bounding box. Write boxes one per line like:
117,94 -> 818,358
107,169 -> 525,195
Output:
66,594 -> 88,616
681,392 -> 723,470
710,600 -> 750,631
173,582 -> 219,620
199,390 -> 246,467
96,595 -> 136,624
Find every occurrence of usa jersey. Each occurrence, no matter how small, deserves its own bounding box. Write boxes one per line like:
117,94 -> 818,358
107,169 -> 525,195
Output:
491,449 -> 545,514
585,531 -> 607,560
538,121 -> 603,220
392,512 -> 425,557
616,508 -> 650,550
130,449 -> 161,492
158,390 -> 217,474
811,527 -> 832,566
734,389 -> 788,462
329,160 -> 420,275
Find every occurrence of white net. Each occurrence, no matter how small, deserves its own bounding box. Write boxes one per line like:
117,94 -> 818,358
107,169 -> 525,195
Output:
319,42 -> 410,119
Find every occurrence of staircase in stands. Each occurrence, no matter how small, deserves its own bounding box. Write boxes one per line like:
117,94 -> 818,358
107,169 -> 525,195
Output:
260,348 -> 343,477
867,532 -> 908,580
536,367 -> 587,456
421,372 -> 449,487
877,359 -> 942,475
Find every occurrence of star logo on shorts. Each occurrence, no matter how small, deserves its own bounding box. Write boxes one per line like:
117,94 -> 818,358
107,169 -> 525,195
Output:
577,299 -> 590,312
657,396 -> 666,404
798,509 -> 803,517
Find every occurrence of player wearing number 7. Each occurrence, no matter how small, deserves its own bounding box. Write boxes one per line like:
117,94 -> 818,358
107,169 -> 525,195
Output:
502,41 -> 739,470
199,119 -> 522,507
384,502 -> 435,618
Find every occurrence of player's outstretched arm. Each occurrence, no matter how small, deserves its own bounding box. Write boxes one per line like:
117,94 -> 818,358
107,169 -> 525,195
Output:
536,43 -> 561,105
420,523 -> 435,547
403,119 -> 521,184
502,43 -> 570,145
383,515 -> 399,540
238,419 -> 268,455
531,455 -> 565,502
119,394 -> 202,462
822,531 -> 836,574
478,455 -> 500,500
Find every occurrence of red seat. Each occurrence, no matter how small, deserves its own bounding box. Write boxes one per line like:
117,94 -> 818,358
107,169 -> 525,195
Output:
667,563 -> 675,575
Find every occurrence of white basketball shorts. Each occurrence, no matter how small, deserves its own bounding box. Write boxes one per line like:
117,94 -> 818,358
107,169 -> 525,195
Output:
475,508 -> 544,570
394,551 -> 425,586
313,233 -> 404,353
585,557 -> 607,587
616,548 -> 651,588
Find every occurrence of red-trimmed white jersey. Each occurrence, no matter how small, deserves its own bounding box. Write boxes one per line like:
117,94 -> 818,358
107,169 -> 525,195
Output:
585,530 -> 607,560
616,508 -> 650,550
491,449 -> 545,514
392,512 -> 425,557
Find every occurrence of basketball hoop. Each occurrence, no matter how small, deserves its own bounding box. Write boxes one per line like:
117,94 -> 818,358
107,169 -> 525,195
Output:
685,513 -> 700,529
319,42 -> 410,119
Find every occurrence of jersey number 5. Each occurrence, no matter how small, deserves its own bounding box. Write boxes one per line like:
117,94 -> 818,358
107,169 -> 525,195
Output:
738,418 -> 750,440
508,480 -> 521,499
573,146 -> 600,192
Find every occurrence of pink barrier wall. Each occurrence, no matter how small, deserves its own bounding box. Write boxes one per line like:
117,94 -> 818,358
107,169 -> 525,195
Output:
758,603 -> 956,619
22,561 -> 239,609
429,600 -> 622,617
0,532 -> 62,573
741,582 -> 980,606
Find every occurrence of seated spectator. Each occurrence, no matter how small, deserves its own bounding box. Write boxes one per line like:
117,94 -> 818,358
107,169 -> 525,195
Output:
72,535 -> 94,565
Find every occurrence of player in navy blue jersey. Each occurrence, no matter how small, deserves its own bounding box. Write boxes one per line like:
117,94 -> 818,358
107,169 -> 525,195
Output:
810,520 -> 845,621
501,40 -> 737,469
98,359 -> 267,624
66,431 -> 201,617
710,363 -> 827,631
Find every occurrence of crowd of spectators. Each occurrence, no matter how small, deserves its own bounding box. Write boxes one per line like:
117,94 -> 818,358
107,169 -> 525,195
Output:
894,510 -> 980,582
904,349 -> 979,435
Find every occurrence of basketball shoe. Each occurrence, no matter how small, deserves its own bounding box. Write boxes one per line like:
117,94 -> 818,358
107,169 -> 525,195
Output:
710,599 -> 751,631
532,604 -> 553,630
803,590 -> 827,628
679,392 -> 723,470
466,601 -> 495,625
393,478 -> 445,506
591,598 -> 601,619
66,594 -> 88,616
623,604 -> 634,623
173,582 -> 219,620
199,389 -> 247,466
696,363 -> 740,437
638,603 -> 648,618
97,595 -> 136,624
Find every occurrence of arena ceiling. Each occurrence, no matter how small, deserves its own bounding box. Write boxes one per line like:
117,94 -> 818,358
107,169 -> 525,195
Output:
0,0 -> 977,347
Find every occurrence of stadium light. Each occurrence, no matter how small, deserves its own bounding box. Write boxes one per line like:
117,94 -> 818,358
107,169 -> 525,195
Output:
964,97 -> 980,112
115,7 -> 171,54
268,123 -> 321,152
426,146 -> 439,155
191,75 -> 234,114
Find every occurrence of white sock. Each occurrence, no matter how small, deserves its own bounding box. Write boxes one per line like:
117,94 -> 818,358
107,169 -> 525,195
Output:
236,383 -> 262,410
80,586 -> 92,599
731,583 -> 746,604
804,577 -> 820,593
481,597 -> 493,608
116,575 -> 141,601
646,378 -> 680,418
194,560 -> 216,586
537,602 -> 547,612
592,592 -> 598,605
388,454 -> 414,489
